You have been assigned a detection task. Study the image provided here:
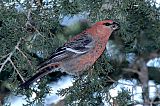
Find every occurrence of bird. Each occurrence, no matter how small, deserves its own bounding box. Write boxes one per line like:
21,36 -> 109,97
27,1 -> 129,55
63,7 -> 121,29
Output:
20,20 -> 120,88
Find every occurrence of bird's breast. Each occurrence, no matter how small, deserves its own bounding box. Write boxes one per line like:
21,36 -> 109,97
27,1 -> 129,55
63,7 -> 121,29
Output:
62,42 -> 106,75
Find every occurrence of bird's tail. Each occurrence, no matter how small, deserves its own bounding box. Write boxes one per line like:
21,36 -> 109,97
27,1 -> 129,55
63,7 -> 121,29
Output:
19,63 -> 60,88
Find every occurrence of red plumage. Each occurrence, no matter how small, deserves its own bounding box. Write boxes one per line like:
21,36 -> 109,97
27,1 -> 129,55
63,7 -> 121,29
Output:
20,20 -> 119,88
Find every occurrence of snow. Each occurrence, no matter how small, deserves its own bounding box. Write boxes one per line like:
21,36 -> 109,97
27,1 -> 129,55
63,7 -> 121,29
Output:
44,76 -> 73,105
60,12 -> 89,26
8,76 -> 73,106
153,0 -> 160,7
147,58 -> 160,68
8,95 -> 27,106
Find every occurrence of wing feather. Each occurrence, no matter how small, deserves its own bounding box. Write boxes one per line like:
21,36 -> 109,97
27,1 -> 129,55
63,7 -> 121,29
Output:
38,33 -> 94,68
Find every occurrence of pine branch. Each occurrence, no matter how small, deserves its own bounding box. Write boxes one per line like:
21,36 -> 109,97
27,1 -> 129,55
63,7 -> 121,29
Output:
130,58 -> 150,106
0,39 -> 21,73
9,59 -> 25,83
0,53 -> 10,60
137,59 -> 149,106
16,46 -> 33,69
27,0 -> 34,21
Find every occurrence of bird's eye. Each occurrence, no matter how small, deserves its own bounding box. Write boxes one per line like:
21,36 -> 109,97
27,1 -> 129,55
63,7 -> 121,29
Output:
103,23 -> 111,26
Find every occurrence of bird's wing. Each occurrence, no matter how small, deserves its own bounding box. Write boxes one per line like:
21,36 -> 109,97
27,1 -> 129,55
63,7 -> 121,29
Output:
38,33 -> 94,68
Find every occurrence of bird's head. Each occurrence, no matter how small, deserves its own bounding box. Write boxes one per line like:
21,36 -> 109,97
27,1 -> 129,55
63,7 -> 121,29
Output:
95,20 -> 120,31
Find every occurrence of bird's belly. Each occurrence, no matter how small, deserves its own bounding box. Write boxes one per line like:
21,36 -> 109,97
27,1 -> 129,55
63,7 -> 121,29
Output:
62,51 -> 102,75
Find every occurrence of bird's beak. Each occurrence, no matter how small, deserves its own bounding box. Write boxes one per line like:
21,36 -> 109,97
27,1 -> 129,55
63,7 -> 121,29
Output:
112,22 -> 120,31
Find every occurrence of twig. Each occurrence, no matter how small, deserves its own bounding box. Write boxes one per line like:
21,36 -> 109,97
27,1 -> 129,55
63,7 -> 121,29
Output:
27,0 -> 34,21
106,76 -> 135,86
152,101 -> 160,105
122,68 -> 140,75
0,39 -> 21,73
147,49 -> 160,61
0,53 -> 10,60
9,59 -> 25,83
16,46 -> 33,68
0,0 -> 37,83
106,76 -> 116,83
26,22 -> 45,38
34,26 -> 45,38
25,0 -> 45,38
0,52 -> 13,73
136,58 -> 149,106
123,58 -> 150,106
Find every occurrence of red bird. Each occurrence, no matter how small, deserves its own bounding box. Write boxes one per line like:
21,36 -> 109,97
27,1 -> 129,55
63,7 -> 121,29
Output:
20,20 -> 119,88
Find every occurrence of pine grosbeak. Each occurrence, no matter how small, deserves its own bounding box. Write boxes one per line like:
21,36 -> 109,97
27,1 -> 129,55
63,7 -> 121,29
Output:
20,20 -> 119,87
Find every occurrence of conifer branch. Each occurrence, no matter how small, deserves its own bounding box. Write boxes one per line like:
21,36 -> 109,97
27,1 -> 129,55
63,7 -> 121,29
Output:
0,39 -> 21,73
136,58 -> 149,106
0,53 -> 10,60
16,46 -> 32,69
122,68 -> 140,75
9,59 -> 25,83
25,0 -> 45,38
27,0 -> 34,21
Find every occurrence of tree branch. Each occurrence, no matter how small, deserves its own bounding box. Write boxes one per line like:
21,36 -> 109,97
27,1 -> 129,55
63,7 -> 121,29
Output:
9,59 -> 25,83
136,58 -> 149,106
0,39 -> 21,73
16,46 -> 33,69
0,53 -> 10,60
25,0 -> 45,38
